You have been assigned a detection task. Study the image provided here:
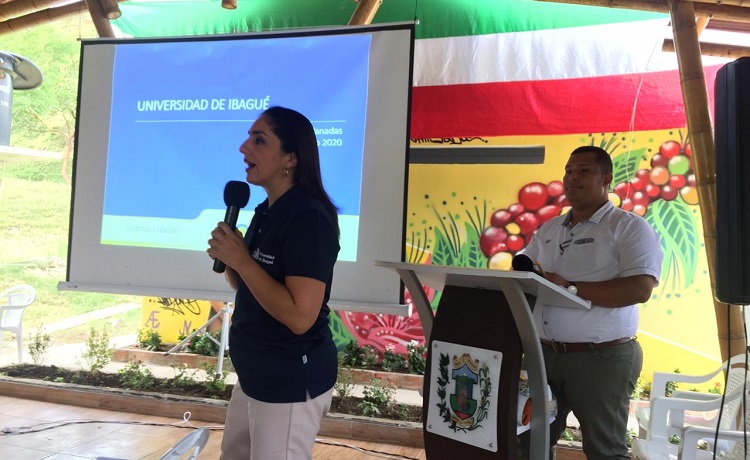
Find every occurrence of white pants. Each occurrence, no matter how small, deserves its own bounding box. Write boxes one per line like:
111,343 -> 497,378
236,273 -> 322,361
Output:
220,382 -> 333,460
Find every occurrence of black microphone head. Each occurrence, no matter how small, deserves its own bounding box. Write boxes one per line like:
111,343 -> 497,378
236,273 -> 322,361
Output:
511,253 -> 535,272
223,181 -> 250,207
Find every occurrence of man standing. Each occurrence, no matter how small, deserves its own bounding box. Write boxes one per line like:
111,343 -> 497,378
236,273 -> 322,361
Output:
519,145 -> 663,459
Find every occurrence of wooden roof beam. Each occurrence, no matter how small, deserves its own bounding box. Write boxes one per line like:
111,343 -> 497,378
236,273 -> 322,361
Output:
537,0 -> 750,23
0,0 -> 119,22
0,0 -> 122,36
348,0 -> 382,26
696,14 -> 711,35
0,0 -> 66,21
0,1 -> 85,35
663,38 -> 750,57
689,0 -> 750,7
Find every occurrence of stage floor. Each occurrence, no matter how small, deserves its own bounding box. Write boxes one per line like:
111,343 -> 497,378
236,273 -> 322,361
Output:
0,395 -> 426,459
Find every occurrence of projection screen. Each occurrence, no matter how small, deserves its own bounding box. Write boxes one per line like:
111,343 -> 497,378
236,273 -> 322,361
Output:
60,23 -> 414,314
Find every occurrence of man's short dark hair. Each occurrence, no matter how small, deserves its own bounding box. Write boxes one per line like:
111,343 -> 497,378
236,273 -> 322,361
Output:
570,146 -> 613,175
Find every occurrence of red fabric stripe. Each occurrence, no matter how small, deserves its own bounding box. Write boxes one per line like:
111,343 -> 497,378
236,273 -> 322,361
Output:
410,64 -> 722,138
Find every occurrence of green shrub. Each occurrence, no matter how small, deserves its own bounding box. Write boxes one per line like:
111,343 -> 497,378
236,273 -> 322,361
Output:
708,382 -> 723,395
358,378 -> 397,417
198,363 -> 228,399
334,354 -> 356,399
28,325 -> 52,366
167,363 -> 197,388
632,376 -> 647,399
137,328 -> 162,351
340,339 -> 360,367
339,339 -> 377,369
178,330 -> 222,356
407,341 -> 427,375
560,429 -> 575,441
77,327 -> 113,375
381,344 -> 407,372
118,360 -> 155,391
665,368 -> 680,397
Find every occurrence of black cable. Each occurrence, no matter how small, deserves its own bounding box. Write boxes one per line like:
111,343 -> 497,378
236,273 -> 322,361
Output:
710,305 -> 749,459
0,419 -> 223,436
742,304 -> 748,459
711,307 -> 730,460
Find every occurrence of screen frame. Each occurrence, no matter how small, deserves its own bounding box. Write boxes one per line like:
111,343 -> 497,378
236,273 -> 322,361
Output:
60,22 -> 415,315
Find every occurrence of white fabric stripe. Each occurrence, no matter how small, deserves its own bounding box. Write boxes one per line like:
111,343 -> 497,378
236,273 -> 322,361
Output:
413,19 -> 672,87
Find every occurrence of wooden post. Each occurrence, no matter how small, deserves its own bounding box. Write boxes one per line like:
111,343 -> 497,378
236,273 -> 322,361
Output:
695,15 -> 710,35
83,0 -> 115,38
221,0 -> 237,10
99,0 -> 121,20
668,0 -> 747,362
348,0 -> 382,26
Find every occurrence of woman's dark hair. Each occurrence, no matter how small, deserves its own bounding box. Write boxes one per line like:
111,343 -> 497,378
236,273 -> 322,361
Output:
262,106 -> 339,234
570,145 -> 613,175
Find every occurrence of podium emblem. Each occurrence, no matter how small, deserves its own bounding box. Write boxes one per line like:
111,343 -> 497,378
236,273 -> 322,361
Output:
427,341 -> 501,451
449,354 -> 480,421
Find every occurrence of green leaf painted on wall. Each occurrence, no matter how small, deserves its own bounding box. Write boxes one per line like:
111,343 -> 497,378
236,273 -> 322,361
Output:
459,221 -> 488,268
329,312 -> 353,351
432,228 -> 457,267
610,148 -> 647,191
644,197 -> 698,289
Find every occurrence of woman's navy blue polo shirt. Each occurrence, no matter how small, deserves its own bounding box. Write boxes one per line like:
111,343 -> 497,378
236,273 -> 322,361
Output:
229,186 -> 340,403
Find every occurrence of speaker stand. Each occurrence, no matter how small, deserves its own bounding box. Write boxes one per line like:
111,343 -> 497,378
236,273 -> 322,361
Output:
165,301 -> 232,376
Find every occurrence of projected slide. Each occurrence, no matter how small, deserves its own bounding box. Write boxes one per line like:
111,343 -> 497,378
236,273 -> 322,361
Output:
101,34 -> 371,261
65,24 -> 412,305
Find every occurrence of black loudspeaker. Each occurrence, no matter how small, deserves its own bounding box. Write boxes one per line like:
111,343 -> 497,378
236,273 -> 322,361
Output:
715,57 -> 750,305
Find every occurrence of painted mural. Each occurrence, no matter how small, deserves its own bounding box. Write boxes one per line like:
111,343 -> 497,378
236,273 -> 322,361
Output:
331,128 -> 719,389
113,0 -> 733,387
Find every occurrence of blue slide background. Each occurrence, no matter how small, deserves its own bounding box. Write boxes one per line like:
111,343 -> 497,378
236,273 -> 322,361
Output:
104,34 -> 370,220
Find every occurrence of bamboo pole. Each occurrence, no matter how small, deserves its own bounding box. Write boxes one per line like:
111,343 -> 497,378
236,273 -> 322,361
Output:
663,39 -> 750,58
83,0 -> 115,37
690,0 -> 750,6
0,0 -> 63,21
221,0 -> 237,10
348,0 -> 382,26
695,15 -> 710,35
537,0 -> 750,23
0,1 -> 84,35
668,0 -> 746,363
99,0 -> 121,20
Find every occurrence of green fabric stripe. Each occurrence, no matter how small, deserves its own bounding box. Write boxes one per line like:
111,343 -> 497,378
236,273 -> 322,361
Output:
114,0 -> 666,40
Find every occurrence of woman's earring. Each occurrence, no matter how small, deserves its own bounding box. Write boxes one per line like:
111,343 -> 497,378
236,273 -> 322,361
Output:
284,168 -> 290,178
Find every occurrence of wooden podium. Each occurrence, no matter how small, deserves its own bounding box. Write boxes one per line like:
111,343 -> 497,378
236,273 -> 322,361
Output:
375,261 -> 590,460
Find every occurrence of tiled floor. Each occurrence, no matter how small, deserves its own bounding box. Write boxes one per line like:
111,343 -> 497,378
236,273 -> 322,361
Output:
0,395 -> 427,459
0,395 -> 222,459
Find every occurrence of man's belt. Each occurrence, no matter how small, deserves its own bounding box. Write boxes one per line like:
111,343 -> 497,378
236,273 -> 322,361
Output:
540,336 -> 635,353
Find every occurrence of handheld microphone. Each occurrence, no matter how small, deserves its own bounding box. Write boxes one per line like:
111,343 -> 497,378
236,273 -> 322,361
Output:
213,180 -> 251,273
512,253 -> 542,277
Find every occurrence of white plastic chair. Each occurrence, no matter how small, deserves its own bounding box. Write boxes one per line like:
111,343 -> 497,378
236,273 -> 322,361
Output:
636,353 -> 750,440
158,427 -> 209,460
631,373 -> 750,459
0,284 -> 36,363
679,423 -> 750,460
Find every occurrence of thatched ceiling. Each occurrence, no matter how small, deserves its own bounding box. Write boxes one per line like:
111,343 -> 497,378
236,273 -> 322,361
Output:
0,0 -> 748,57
